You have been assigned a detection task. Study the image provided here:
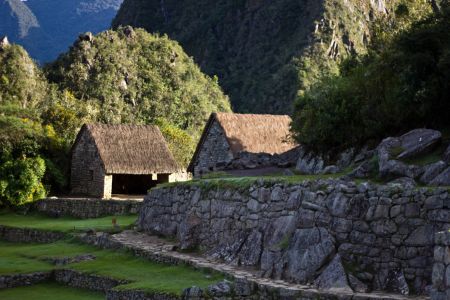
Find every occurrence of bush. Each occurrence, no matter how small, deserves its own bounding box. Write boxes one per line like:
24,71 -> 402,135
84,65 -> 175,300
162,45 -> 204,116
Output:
0,156 -> 46,206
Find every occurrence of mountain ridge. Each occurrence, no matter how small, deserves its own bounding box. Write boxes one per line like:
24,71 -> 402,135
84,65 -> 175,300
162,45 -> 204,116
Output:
113,0 -> 416,113
0,0 -> 123,62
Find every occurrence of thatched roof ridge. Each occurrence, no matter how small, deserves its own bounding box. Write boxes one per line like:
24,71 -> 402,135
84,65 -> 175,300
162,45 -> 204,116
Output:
188,112 -> 297,171
76,124 -> 179,174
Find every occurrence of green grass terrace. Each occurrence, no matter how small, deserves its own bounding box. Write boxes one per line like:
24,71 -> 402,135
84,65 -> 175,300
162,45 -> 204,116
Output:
0,210 -> 137,233
0,240 -> 224,296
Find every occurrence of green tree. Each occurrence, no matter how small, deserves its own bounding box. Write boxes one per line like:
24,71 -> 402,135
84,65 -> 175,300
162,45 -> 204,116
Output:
0,156 -> 46,206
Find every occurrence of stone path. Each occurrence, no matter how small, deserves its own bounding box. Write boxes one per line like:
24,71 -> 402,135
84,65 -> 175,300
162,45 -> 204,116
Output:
83,230 -> 430,300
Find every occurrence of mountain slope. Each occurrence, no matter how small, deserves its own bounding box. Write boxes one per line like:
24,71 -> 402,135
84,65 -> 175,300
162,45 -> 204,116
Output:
0,0 -> 123,63
113,0 -> 423,113
45,27 -> 231,166
0,0 -> 39,39
0,39 -> 50,109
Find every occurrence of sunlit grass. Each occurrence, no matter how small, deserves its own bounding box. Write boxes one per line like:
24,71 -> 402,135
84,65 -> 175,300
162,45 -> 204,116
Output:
0,241 -> 224,295
0,210 -> 137,232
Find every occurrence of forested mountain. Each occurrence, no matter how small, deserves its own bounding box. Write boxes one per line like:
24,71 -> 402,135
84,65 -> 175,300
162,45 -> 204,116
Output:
46,27 -> 231,166
0,28 -> 230,204
0,0 -> 123,62
113,0 -> 428,113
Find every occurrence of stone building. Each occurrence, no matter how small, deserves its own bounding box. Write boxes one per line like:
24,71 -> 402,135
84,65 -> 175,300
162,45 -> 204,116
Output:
188,113 -> 298,177
71,124 -> 180,199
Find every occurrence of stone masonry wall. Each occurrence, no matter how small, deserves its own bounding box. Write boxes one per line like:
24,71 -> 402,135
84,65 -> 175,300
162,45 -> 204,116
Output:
35,198 -> 142,219
432,231 -> 450,300
193,120 -> 234,177
139,179 -> 450,295
0,272 -> 52,289
0,225 -> 65,243
71,129 -> 108,198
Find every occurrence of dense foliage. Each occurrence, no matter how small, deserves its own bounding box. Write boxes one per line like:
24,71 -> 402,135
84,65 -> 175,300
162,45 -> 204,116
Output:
113,0 -> 425,113
0,107 -> 58,206
292,5 -> 450,151
0,27 -> 230,205
46,27 -> 231,166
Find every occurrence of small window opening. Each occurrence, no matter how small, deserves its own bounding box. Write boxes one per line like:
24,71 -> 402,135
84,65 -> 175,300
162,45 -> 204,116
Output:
89,170 -> 94,181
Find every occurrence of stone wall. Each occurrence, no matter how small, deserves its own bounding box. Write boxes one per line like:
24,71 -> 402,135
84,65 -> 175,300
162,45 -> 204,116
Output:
35,198 -> 141,219
139,179 -> 450,295
54,269 -> 127,292
432,231 -> 450,300
71,129 -> 108,198
192,120 -> 234,177
0,225 -> 65,243
0,272 -> 52,289
55,270 -> 185,300
106,290 -> 178,300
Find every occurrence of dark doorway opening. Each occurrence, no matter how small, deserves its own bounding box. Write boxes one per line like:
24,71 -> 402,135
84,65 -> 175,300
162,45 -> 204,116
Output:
111,174 -> 170,195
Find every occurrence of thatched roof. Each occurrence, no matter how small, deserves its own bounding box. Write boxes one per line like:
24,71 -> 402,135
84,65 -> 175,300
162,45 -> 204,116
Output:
188,113 -> 297,171
74,124 -> 179,175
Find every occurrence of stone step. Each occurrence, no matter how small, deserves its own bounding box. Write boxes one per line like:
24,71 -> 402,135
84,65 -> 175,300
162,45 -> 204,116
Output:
80,230 -> 430,300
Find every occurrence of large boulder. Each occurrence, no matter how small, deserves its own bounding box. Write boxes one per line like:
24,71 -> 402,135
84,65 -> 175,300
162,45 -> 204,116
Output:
182,286 -> 204,298
376,129 -> 442,180
420,161 -> 448,184
429,167 -> 450,186
237,230 -> 263,266
296,151 -> 324,174
285,227 -> 335,283
375,269 -> 410,295
396,129 -> 442,160
444,144 -> 450,164
207,280 -> 233,297
314,254 -> 353,293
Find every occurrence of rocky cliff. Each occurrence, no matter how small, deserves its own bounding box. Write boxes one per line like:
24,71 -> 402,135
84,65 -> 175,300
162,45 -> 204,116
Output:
113,0 -> 415,113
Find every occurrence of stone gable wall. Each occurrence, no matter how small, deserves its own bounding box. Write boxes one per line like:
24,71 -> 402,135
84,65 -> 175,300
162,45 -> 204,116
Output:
432,231 -> 450,300
139,179 -> 450,295
193,120 -> 234,177
71,130 -> 108,198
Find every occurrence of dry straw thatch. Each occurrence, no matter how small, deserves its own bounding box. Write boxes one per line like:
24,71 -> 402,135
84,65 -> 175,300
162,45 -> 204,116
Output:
214,112 -> 297,155
188,112 -> 297,171
76,124 -> 179,175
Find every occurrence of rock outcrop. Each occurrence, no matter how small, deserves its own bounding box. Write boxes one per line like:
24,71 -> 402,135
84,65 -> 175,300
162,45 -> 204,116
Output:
0,36 -> 9,49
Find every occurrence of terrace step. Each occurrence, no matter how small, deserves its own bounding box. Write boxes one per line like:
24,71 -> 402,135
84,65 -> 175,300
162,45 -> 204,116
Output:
80,230 -> 430,300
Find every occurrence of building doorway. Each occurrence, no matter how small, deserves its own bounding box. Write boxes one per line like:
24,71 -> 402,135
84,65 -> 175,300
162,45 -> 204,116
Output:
111,174 -> 170,195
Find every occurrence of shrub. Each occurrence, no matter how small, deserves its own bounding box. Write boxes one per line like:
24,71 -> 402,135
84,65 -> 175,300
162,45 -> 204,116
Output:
0,156 -> 46,206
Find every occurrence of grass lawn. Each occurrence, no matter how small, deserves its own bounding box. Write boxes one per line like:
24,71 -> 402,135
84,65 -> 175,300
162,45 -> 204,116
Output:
0,241 -> 224,295
157,172 -> 347,190
0,282 -> 104,300
0,210 -> 137,233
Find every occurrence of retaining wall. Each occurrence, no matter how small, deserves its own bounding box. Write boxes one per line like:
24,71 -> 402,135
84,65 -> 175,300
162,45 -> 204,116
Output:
139,179 -> 450,295
0,225 -> 65,243
432,231 -> 450,300
0,272 -> 52,289
35,198 -> 142,219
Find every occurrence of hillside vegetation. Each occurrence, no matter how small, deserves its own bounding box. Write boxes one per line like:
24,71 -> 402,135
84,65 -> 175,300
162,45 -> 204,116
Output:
0,27 -> 230,205
113,0 -> 428,113
292,3 -> 450,151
